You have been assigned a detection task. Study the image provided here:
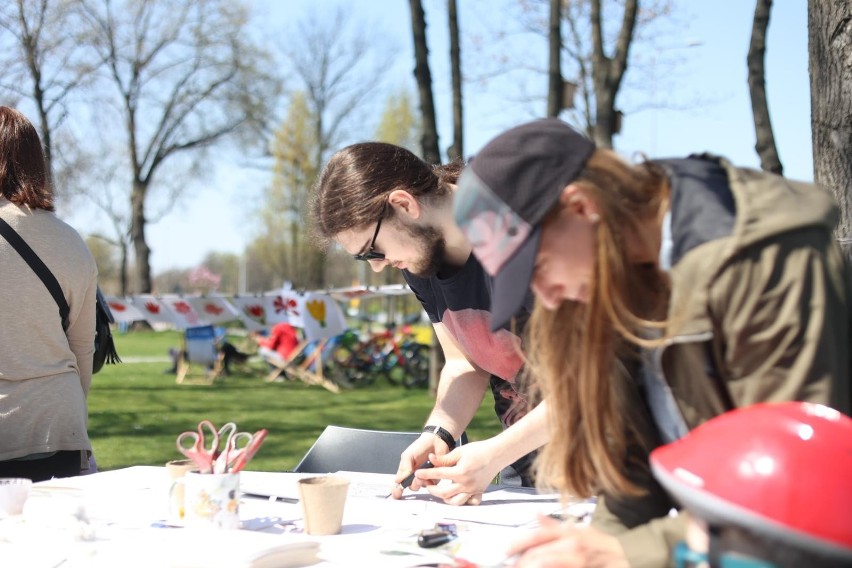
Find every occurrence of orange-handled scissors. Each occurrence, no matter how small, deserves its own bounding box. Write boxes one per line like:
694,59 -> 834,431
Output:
176,419 -> 220,473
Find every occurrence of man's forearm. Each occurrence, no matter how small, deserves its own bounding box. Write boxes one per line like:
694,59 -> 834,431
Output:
426,361 -> 490,440
485,400 -> 550,469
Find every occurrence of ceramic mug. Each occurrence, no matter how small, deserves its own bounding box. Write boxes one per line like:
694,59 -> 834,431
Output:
171,471 -> 240,529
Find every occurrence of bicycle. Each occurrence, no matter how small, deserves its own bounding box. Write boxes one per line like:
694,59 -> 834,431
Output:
328,326 -> 430,388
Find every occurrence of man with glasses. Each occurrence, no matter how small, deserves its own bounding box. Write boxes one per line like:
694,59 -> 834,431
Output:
312,142 -> 548,505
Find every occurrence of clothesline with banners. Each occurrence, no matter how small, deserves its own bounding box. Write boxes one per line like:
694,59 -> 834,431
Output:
104,284 -> 413,344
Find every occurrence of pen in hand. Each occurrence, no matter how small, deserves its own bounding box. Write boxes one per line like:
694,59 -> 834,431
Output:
400,460 -> 434,490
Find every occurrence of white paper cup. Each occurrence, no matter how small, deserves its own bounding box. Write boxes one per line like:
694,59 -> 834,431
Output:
0,478 -> 32,517
165,458 -> 197,480
298,476 -> 349,536
166,459 -> 199,521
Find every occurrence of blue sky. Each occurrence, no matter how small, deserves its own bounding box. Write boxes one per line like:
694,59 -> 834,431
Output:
67,0 -> 812,275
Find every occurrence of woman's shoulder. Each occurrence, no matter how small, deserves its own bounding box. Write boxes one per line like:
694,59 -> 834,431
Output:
32,210 -> 91,251
16,210 -> 96,276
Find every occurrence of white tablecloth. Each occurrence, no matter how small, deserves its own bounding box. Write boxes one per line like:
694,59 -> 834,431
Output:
0,466 -> 587,568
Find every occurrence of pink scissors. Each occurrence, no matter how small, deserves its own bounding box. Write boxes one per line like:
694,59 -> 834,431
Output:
176,419 -> 221,473
218,429 -> 269,473
213,422 -> 252,473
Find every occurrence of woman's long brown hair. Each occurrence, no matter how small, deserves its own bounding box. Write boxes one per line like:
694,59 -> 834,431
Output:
0,106 -> 53,211
528,149 -> 670,499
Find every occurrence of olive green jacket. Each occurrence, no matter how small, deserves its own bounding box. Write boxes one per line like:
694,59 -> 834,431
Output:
592,156 -> 851,568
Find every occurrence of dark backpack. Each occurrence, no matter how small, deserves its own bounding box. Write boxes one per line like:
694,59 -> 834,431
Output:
92,287 -> 120,373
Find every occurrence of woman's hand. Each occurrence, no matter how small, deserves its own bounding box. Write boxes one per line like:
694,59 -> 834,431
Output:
508,516 -> 630,568
390,432 -> 454,499
415,440 -> 503,505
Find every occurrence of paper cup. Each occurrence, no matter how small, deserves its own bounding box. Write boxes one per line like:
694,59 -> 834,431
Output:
298,476 -> 349,536
165,458 -> 197,480
0,478 -> 32,517
166,459 -> 199,521
176,471 -> 240,529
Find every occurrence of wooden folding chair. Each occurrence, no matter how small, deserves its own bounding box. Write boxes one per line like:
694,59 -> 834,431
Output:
176,325 -> 223,384
262,340 -> 309,383
268,338 -> 341,393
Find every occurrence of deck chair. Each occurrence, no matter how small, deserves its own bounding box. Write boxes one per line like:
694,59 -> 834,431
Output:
292,425 -> 469,474
269,339 -> 341,394
262,340 -> 309,383
176,325 -> 223,384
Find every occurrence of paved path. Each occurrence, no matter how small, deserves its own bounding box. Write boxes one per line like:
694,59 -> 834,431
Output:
118,356 -> 171,363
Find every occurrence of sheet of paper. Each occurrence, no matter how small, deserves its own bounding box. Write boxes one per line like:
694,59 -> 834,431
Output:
399,485 -> 562,527
240,471 -> 311,501
240,471 -> 398,501
333,471 -> 397,498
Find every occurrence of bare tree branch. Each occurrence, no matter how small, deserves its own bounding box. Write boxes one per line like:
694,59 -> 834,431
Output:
78,0 -> 281,292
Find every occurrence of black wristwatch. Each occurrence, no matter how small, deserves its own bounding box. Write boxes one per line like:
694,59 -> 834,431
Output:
423,425 -> 455,449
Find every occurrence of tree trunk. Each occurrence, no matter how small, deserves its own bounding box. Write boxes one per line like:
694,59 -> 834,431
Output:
119,241 -> 128,296
447,0 -> 463,160
748,0 -> 784,175
408,0 -> 441,164
547,0 -> 562,118
28,81 -> 55,193
808,0 -> 852,262
589,0 -> 637,149
130,179 -> 152,293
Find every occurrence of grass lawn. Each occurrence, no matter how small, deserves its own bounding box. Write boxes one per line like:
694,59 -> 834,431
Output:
88,330 -> 503,472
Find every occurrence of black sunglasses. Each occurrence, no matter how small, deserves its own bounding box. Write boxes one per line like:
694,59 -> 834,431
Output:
353,201 -> 388,262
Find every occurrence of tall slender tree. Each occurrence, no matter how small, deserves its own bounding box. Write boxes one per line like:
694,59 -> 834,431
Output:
409,0 -> 441,164
589,0 -> 637,148
748,0 -> 783,175
447,0 -> 464,160
281,6 -> 391,170
276,6 -> 392,287
808,0 -> 852,261
547,0 -> 563,118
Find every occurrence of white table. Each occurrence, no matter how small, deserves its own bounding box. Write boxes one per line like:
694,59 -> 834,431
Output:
0,467 -> 590,567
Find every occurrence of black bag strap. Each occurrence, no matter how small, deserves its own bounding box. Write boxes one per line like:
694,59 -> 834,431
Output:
0,216 -> 70,331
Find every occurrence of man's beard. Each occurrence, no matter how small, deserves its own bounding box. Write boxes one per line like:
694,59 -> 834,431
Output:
405,224 -> 446,278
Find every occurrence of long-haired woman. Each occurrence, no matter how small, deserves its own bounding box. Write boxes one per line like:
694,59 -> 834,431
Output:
453,118 -> 851,567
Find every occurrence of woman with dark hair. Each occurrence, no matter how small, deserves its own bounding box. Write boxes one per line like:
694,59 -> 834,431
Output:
452,119 -> 850,567
0,106 -> 97,481
313,142 -> 548,505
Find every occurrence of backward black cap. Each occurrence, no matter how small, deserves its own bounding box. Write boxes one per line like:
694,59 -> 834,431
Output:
457,119 -> 595,330
467,118 -> 596,228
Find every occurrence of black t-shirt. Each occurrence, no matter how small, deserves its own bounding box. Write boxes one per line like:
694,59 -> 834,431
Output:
403,253 -> 534,429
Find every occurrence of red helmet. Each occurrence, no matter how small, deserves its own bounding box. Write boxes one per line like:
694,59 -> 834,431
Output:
650,401 -> 852,562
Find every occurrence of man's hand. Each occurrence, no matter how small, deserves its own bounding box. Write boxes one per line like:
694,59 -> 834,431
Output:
507,516 -> 630,568
390,432 -> 454,499
415,440 -> 503,505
